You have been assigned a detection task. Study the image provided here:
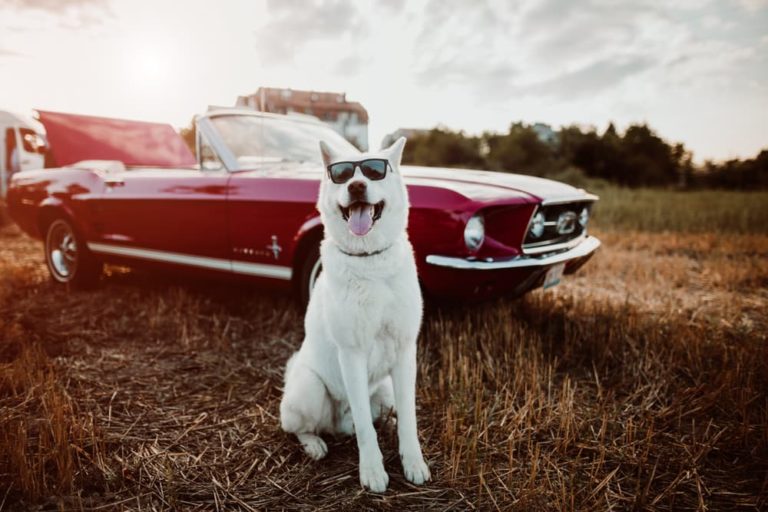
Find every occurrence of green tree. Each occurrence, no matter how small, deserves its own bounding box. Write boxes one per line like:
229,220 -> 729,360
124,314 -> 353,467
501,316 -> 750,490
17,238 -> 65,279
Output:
699,150 -> 768,189
619,124 -> 678,186
402,128 -> 484,168
483,122 -> 555,175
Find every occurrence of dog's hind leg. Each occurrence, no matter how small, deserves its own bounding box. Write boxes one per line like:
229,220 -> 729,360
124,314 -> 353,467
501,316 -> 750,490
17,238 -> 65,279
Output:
370,376 -> 395,423
330,380 -> 398,448
334,379 -> 394,436
336,401 -> 355,436
280,357 -> 332,460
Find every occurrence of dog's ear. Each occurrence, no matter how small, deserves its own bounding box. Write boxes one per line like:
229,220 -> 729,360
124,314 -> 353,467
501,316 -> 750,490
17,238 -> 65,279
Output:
383,136 -> 406,169
319,141 -> 336,168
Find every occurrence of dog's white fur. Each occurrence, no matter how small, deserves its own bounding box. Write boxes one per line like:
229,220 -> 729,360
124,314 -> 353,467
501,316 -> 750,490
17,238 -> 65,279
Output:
279,137 -> 430,492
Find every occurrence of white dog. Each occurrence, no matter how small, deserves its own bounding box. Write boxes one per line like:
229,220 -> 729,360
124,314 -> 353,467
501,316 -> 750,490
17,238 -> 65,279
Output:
279,137 -> 430,492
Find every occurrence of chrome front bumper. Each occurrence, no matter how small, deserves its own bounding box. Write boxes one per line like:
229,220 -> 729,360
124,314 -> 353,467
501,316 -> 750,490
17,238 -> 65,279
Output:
425,235 -> 601,270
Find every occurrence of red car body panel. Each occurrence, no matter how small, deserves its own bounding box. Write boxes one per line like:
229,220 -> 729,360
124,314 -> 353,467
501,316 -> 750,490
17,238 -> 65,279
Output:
227,170 -> 320,279
7,111 -> 600,301
90,169 -> 230,259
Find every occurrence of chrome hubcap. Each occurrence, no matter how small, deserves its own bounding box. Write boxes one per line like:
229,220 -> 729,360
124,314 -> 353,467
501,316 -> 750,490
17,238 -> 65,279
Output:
47,221 -> 77,281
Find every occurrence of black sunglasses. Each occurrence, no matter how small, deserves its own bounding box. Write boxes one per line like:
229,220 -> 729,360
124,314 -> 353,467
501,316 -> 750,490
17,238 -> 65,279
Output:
326,159 -> 389,184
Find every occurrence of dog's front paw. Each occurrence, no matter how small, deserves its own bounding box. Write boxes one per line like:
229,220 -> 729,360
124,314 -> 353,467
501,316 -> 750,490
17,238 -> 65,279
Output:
300,435 -> 328,460
359,461 -> 389,493
401,454 -> 431,485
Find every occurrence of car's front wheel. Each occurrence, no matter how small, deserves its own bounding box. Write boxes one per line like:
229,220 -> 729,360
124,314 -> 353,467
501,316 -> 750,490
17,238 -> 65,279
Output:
44,218 -> 102,287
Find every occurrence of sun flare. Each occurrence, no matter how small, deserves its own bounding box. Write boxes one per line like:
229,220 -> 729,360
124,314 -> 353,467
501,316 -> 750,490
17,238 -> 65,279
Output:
123,36 -> 178,94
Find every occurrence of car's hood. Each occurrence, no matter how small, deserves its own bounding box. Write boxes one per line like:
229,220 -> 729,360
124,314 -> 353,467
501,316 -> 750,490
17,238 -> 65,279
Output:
37,110 -> 196,167
401,165 -> 587,203
239,162 -> 591,204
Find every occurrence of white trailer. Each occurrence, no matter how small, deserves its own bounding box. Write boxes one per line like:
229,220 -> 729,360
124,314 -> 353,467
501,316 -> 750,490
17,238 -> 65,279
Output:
0,111 -> 48,198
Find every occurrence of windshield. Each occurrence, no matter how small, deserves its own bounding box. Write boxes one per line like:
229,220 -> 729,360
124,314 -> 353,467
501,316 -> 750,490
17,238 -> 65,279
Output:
210,114 -> 359,167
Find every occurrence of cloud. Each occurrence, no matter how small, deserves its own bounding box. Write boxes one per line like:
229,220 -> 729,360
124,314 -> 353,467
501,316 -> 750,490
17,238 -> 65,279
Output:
411,0 -> 520,99
406,0 -> 688,102
379,0 -> 406,13
522,0 -> 582,28
514,56 -> 654,98
2,0 -> 108,13
735,0 -> 768,11
519,0 -> 684,68
332,53 -> 364,76
254,0 -> 364,66
659,39 -> 763,89
406,0 -> 768,106
0,0 -> 112,28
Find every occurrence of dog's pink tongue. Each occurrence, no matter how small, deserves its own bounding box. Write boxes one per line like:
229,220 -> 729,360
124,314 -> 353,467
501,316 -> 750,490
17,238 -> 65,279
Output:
348,203 -> 374,236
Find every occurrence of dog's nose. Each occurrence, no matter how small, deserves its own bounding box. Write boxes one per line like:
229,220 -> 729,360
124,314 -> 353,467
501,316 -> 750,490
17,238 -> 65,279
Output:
347,180 -> 367,200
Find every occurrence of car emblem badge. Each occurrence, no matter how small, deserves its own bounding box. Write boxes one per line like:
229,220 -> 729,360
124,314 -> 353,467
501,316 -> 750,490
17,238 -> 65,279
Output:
556,212 -> 577,235
268,235 -> 282,260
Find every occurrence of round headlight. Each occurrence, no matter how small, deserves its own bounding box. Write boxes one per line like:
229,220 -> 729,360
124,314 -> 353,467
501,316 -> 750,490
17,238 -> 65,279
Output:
579,207 -> 589,227
464,214 -> 485,252
529,211 -> 546,238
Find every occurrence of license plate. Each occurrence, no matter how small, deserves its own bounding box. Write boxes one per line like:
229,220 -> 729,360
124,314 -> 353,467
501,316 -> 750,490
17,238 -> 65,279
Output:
543,263 -> 565,289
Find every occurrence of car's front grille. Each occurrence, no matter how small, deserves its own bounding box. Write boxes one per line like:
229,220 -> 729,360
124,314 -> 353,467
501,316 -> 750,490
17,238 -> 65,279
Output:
522,200 -> 594,254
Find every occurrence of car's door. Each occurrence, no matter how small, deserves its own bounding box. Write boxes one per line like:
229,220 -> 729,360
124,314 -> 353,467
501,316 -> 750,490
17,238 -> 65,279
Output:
226,168 -> 318,283
206,113 -> 320,284
89,165 -> 232,271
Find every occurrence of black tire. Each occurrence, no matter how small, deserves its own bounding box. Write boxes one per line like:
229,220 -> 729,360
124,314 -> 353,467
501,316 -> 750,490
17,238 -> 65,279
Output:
298,241 -> 321,308
44,217 -> 102,288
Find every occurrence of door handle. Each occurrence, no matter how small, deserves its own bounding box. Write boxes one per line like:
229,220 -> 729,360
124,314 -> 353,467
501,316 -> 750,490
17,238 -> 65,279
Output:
105,178 -> 125,187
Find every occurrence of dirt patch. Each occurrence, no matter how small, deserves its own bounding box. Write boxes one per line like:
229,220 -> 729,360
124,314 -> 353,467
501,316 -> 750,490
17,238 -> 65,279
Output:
560,230 -> 768,334
1,225 -> 766,510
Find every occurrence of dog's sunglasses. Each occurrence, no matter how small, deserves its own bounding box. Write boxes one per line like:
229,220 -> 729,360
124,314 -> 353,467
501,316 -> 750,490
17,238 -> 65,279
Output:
326,159 -> 389,184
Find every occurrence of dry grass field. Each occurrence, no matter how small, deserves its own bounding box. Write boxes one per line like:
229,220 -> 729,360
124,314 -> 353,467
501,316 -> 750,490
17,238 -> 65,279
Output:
1,193 -> 767,511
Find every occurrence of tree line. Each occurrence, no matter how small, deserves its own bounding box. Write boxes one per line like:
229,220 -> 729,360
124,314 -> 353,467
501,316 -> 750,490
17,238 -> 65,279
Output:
400,122 -> 768,189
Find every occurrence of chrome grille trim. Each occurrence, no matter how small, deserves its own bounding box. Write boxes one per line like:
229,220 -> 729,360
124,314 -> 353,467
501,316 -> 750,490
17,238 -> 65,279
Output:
521,196 -> 597,255
523,232 -> 587,255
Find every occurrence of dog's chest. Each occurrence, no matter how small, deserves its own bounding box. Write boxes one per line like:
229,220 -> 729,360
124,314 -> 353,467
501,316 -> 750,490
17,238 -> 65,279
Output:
367,320 -> 402,381
320,241 -> 421,381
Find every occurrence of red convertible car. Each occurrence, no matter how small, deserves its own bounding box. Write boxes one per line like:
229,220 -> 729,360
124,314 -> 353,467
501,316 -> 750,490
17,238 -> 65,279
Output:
7,109 -> 600,304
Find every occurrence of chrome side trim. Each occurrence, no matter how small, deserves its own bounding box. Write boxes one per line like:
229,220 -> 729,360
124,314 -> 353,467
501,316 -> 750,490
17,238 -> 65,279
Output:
231,260 -> 292,279
425,236 -> 601,270
87,243 -> 293,280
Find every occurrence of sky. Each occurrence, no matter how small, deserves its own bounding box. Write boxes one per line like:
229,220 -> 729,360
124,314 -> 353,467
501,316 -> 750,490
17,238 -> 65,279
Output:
0,0 -> 766,163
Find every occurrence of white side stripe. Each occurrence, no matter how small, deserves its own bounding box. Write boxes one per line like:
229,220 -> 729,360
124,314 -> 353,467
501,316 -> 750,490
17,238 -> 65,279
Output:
87,242 -> 293,280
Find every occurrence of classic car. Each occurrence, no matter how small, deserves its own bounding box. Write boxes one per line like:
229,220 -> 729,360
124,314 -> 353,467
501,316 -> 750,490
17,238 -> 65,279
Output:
7,109 -> 600,304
